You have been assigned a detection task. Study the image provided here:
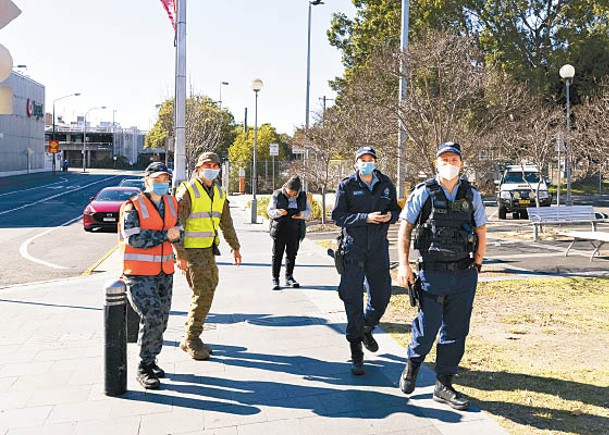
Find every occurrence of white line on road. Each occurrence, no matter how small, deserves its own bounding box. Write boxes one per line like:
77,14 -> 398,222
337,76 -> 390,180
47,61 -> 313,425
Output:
0,177 -> 68,197
19,215 -> 83,269
0,176 -> 117,216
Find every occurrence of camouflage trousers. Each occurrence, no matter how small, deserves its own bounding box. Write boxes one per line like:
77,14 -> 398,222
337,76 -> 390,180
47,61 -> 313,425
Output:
183,248 -> 219,339
124,273 -> 173,365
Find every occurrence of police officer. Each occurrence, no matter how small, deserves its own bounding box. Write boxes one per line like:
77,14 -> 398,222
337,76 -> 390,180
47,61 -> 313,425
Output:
119,162 -> 183,389
396,142 -> 487,410
267,175 -> 311,290
331,146 -> 401,375
174,152 -> 242,360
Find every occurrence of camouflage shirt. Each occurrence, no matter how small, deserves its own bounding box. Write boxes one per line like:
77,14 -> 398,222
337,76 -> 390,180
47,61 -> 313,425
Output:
173,178 -> 241,259
121,193 -> 184,249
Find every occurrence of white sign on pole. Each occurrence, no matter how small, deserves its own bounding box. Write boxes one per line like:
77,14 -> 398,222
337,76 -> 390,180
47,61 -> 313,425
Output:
238,168 -> 245,177
292,147 -> 306,155
269,143 -> 279,156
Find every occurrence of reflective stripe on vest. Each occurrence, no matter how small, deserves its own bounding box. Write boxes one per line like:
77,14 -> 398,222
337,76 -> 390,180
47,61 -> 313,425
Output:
120,193 -> 179,276
182,180 -> 225,248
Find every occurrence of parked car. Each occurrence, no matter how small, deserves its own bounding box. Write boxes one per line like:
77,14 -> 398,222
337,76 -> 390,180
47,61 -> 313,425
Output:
118,178 -> 146,191
83,187 -> 141,232
496,164 -> 552,219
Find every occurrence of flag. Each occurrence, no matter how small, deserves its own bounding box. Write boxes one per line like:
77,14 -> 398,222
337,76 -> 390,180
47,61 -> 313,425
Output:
159,0 -> 177,32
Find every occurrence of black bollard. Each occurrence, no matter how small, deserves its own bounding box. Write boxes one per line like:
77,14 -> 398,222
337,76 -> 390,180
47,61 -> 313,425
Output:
126,299 -> 140,344
104,279 -> 127,396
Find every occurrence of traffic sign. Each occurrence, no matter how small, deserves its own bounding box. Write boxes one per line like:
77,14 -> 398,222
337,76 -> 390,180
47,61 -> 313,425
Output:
269,143 -> 279,156
49,140 -> 59,153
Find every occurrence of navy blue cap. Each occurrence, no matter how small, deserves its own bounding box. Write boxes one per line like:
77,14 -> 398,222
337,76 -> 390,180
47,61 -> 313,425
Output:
355,146 -> 377,160
144,162 -> 171,178
436,142 -> 462,157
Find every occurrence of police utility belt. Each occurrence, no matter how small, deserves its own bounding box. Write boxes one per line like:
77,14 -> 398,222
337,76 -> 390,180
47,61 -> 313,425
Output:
418,257 -> 474,272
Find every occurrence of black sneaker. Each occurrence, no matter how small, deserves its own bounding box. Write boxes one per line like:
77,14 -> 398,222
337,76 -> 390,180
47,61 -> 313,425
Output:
433,375 -> 470,410
349,341 -> 365,376
151,362 -> 165,378
137,363 -> 160,389
272,278 -> 280,290
362,326 -> 379,352
285,276 -> 300,288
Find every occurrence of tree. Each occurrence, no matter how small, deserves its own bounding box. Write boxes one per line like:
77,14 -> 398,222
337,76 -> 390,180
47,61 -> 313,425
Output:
329,1 -> 609,98
227,124 -> 288,194
145,95 -> 236,173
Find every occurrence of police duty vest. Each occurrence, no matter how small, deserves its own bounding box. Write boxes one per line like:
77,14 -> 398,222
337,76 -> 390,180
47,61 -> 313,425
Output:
269,190 -> 307,239
414,178 -> 477,263
119,193 -> 178,276
181,179 -> 225,249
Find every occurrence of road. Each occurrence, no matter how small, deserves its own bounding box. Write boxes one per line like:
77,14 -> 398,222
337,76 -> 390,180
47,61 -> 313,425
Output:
0,169 -> 143,287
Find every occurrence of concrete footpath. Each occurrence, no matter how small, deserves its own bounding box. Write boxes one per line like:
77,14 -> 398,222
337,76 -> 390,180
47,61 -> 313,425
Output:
0,196 -> 506,435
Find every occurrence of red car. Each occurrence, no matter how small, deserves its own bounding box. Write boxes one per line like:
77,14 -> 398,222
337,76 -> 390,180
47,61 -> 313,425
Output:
83,186 -> 141,232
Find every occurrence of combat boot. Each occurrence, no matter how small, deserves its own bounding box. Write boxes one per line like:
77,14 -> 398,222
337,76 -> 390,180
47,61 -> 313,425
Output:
349,341 -> 365,376
362,325 -> 379,352
180,337 -> 211,360
285,276 -> 300,288
433,375 -> 470,410
399,359 -> 422,394
272,278 -> 280,290
137,362 -> 160,390
151,360 -> 165,378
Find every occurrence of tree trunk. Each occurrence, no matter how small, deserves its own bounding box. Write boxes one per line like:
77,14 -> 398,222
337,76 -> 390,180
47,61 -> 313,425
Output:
321,185 -> 327,225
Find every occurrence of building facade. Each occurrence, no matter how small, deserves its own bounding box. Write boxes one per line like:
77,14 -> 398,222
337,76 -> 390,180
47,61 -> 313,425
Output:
0,71 -> 46,176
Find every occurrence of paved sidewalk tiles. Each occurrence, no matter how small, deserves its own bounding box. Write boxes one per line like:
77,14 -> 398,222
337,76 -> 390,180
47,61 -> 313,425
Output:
0,196 -> 506,434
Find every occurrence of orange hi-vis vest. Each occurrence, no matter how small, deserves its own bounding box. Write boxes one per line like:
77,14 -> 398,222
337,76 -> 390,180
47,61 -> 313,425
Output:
119,193 -> 179,276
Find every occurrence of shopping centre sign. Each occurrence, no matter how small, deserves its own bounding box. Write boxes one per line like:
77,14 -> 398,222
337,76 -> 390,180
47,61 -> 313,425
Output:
26,98 -> 43,120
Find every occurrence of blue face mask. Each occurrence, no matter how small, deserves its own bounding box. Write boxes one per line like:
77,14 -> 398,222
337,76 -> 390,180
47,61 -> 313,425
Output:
358,161 -> 375,176
151,182 -> 169,196
201,168 -> 220,181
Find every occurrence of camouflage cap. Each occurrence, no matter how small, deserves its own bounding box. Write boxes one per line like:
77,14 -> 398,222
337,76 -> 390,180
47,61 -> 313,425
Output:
196,152 -> 221,167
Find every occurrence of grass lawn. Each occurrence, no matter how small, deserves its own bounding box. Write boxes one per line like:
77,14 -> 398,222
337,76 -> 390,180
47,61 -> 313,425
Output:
382,276 -> 609,434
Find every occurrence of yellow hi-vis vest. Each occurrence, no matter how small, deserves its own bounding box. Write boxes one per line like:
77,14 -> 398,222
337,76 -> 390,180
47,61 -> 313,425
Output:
182,179 -> 225,248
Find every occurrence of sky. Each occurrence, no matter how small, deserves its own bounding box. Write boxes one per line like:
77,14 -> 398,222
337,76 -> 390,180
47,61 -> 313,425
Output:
2,0 -> 355,134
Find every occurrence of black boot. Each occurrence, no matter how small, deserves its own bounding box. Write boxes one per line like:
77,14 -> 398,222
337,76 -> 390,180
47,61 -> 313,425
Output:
433,375 -> 470,410
285,276 -> 300,288
151,361 -> 165,378
399,359 -> 421,394
362,325 -> 379,352
272,278 -> 280,291
137,362 -> 160,389
349,341 -> 365,376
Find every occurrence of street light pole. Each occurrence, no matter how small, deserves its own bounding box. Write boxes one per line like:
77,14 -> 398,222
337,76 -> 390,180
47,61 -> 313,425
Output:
304,0 -> 324,193
559,64 -> 575,206
82,106 -> 106,173
396,0 -> 410,199
218,81 -> 229,109
250,78 -> 264,224
52,93 -> 80,175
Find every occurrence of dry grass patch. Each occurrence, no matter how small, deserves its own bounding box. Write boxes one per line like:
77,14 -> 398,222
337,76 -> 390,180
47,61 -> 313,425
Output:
381,277 -> 609,434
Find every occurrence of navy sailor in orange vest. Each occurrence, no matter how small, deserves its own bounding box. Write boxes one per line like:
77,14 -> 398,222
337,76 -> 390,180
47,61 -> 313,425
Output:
119,162 -> 183,389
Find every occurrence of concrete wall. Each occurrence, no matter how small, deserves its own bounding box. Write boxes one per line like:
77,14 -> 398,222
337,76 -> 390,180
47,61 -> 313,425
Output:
0,72 -> 47,177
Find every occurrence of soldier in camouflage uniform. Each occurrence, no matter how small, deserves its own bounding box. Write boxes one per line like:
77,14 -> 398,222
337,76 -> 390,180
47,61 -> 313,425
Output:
120,162 -> 183,389
174,152 -> 242,360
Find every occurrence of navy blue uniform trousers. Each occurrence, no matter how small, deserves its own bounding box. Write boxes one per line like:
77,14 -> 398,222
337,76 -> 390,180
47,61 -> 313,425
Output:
407,267 -> 477,376
338,240 -> 392,343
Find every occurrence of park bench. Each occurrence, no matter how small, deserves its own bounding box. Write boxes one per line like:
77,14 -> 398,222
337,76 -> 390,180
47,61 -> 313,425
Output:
559,231 -> 609,261
527,205 -> 601,241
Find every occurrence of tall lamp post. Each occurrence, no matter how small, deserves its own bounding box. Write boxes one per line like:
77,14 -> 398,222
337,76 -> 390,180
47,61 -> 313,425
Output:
218,81 -> 229,109
250,78 -> 263,224
52,92 -> 80,175
82,105 -> 106,172
304,0 -> 324,192
559,64 -> 575,206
